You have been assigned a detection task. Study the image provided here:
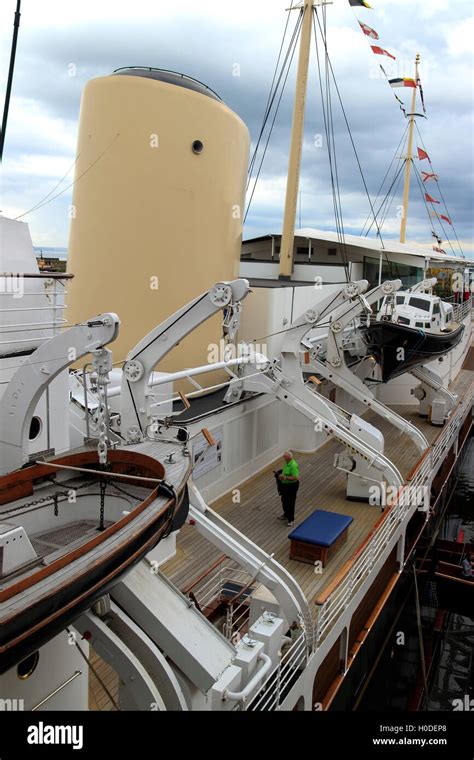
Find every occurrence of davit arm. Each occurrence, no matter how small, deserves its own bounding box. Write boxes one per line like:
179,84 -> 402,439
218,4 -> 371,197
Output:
120,280 -> 250,443
0,313 -> 120,476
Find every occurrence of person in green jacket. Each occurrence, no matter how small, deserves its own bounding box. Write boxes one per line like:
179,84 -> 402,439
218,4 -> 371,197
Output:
277,451 -> 300,527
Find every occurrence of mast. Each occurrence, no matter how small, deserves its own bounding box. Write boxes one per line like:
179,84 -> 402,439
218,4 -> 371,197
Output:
399,53 -> 420,244
278,0 -> 315,279
0,1 -> 22,163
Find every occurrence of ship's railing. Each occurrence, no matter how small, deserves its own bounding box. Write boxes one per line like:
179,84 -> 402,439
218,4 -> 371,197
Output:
314,385 -> 474,646
245,632 -> 307,711
430,394 -> 470,464
224,595 -> 252,641
183,556 -> 256,640
0,272 -> 72,348
452,297 -> 473,323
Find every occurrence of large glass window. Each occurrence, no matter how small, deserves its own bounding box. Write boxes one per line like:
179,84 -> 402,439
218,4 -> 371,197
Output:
363,257 -> 422,289
409,297 -> 431,312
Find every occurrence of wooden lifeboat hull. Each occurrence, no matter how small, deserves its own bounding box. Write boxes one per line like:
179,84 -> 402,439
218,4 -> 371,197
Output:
0,449 -> 190,674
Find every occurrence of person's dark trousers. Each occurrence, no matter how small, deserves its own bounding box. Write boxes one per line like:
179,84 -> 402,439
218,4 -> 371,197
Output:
274,469 -> 283,497
280,481 -> 299,522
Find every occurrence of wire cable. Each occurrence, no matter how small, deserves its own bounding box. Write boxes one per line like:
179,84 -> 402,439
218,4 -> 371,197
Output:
414,122 -> 464,258
364,159 -> 405,238
244,11 -> 303,224
13,151 -> 82,219
315,7 -> 385,249
15,134 -> 120,220
247,1 -> 295,182
313,9 -> 349,281
360,123 -> 409,236
412,161 -> 456,257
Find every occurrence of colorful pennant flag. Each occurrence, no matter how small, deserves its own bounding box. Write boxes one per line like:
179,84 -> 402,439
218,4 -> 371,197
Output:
422,171 -> 438,182
430,211 -> 452,225
425,193 -> 440,204
389,77 -> 416,88
417,147 -> 430,161
432,246 -> 446,254
371,45 -> 396,60
349,0 -> 372,7
394,94 -> 406,112
378,67 -> 406,113
359,21 -> 379,39
417,77 -> 427,114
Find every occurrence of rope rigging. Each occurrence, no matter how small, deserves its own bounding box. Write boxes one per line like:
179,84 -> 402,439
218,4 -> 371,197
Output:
345,2 -> 465,262
411,161 -> 457,258
244,8 -> 303,224
360,123 -> 409,236
14,134 -> 120,220
313,7 -> 386,252
13,152 -> 81,219
246,1 -> 401,286
313,6 -> 350,283
376,161 -> 405,232
247,0 -> 296,183
414,122 -> 464,259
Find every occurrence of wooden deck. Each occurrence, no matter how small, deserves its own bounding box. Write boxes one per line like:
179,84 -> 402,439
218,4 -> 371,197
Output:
89,649 -> 119,711
162,366 -> 474,609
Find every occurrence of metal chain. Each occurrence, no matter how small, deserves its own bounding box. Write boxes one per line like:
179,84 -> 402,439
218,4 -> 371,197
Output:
96,370 -> 109,466
98,479 -> 106,531
5,491 -> 69,513
5,480 -> 93,514
92,348 -> 113,467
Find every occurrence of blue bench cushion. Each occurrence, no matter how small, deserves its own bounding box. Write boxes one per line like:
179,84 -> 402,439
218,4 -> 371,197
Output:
288,510 -> 353,548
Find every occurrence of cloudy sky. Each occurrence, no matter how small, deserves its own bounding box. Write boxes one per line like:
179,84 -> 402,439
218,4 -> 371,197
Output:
1,0 -> 473,257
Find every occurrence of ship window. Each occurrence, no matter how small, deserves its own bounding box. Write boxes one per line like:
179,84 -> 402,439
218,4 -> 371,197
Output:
29,416 -> 42,440
192,140 -> 204,154
409,297 -> 431,312
415,322 -> 424,328
17,651 -> 39,680
433,302 -> 440,314
398,316 -> 410,325
425,322 -> 431,328
363,257 -> 422,290
396,295 -> 405,304
328,248 -> 337,256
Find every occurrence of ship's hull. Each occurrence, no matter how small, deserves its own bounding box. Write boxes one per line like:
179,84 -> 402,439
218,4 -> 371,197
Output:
361,320 -> 465,382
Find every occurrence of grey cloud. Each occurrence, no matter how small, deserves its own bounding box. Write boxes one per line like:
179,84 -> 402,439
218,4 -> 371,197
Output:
1,4 -> 472,255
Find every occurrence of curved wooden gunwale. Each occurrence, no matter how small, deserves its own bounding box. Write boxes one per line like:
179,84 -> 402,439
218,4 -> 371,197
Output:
0,450 -> 166,603
0,483 -> 189,669
0,451 -> 191,672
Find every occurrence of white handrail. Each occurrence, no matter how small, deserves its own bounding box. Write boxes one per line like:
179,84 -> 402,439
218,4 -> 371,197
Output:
248,633 -> 307,711
224,653 -> 272,703
315,386 -> 474,644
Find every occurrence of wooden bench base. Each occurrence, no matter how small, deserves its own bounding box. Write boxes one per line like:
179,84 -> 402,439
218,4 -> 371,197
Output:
289,526 -> 349,567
